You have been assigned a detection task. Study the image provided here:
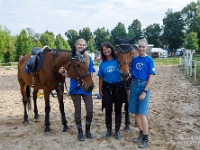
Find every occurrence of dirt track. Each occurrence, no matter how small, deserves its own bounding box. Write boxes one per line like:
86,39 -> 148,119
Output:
0,65 -> 199,150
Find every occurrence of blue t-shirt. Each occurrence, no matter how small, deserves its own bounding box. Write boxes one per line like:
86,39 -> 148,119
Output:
69,56 -> 95,95
131,55 -> 156,81
97,59 -> 121,83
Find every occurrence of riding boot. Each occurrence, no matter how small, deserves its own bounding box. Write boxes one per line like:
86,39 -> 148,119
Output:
115,113 -> 121,140
103,112 -> 112,138
75,117 -> 85,141
85,116 -> 95,139
103,124 -> 112,138
134,130 -> 143,143
139,134 -> 148,148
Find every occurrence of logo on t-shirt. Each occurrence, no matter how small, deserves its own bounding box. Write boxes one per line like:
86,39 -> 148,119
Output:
106,66 -> 115,73
136,63 -> 143,70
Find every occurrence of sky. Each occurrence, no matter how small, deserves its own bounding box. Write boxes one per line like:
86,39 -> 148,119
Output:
0,0 -> 195,38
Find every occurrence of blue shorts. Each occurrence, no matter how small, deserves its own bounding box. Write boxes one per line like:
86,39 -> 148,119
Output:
128,79 -> 150,116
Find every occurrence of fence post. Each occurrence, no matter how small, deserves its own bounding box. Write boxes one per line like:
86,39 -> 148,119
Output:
190,60 -> 192,77
193,60 -> 196,83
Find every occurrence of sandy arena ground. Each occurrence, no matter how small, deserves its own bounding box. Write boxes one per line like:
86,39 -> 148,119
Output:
0,65 -> 200,150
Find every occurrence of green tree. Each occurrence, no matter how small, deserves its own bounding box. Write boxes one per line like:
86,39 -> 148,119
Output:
110,22 -> 127,46
79,27 -> 93,42
87,38 -> 97,53
93,27 -> 110,51
127,30 -> 136,40
26,28 -> 42,47
181,1 -> 200,32
15,29 -> 33,60
181,1 -> 200,47
40,30 -> 55,48
162,11 -> 185,50
55,34 -> 71,50
143,23 -> 162,47
128,19 -> 142,39
0,26 -> 15,62
65,30 -> 79,48
185,32 -> 199,51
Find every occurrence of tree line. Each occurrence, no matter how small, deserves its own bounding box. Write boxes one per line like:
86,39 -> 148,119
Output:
0,1 -> 200,63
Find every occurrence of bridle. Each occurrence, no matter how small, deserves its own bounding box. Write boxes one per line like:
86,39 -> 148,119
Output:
116,44 -> 133,70
69,54 -> 91,84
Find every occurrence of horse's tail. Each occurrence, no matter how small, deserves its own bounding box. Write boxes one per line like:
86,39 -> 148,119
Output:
26,85 -> 31,110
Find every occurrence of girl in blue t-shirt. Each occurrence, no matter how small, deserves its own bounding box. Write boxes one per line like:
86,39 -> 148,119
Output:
128,38 -> 156,148
59,38 -> 95,141
97,42 -> 126,140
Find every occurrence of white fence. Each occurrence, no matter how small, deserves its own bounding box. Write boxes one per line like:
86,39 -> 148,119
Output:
0,62 -> 18,69
179,50 -> 200,83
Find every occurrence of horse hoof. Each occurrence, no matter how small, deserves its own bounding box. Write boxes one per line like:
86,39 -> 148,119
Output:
134,122 -> 138,127
23,120 -> 29,124
63,125 -> 69,132
44,128 -> 51,133
124,125 -> 131,132
34,114 -> 40,119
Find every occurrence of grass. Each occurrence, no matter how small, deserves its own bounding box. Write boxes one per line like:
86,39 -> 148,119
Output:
153,57 -> 180,65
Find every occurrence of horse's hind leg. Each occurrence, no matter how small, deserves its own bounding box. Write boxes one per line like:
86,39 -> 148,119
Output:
20,84 -> 30,124
33,89 -> 39,119
57,89 -> 69,132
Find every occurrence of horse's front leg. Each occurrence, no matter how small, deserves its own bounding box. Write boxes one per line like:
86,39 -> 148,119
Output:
57,89 -> 69,132
124,88 -> 131,132
43,89 -> 51,133
33,89 -> 39,119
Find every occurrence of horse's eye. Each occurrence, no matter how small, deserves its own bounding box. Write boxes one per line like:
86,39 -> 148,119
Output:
76,64 -> 81,68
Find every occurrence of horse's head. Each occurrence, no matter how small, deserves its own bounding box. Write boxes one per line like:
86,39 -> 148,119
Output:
66,46 -> 94,92
112,33 -> 139,82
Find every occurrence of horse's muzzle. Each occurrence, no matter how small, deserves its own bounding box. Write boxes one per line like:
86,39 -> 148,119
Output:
84,83 -> 94,92
121,72 -> 131,82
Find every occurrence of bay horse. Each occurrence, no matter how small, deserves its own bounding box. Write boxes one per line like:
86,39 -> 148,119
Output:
17,46 -> 94,133
112,33 -> 139,132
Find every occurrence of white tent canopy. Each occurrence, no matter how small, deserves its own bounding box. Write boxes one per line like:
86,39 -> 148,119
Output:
152,48 -> 168,58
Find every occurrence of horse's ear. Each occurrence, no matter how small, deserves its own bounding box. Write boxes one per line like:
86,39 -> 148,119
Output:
80,47 -> 88,55
133,44 -> 138,50
72,46 -> 76,56
112,32 -> 121,44
129,35 -> 139,44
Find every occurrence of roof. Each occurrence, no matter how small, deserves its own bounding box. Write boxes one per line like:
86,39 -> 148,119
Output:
152,48 -> 168,53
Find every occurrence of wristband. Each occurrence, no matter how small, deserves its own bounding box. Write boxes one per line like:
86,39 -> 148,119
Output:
143,90 -> 148,93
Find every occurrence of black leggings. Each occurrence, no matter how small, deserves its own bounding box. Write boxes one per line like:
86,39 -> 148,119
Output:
102,88 -> 126,127
71,94 -> 93,118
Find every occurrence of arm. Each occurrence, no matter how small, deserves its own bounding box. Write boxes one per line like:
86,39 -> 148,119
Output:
59,66 -> 69,78
139,74 -> 154,100
99,77 -> 104,98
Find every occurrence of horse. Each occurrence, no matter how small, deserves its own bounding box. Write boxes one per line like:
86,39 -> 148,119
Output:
112,33 -> 139,131
17,46 -> 94,133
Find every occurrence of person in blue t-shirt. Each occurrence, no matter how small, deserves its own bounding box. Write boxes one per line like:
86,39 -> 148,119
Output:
128,38 -> 156,148
97,42 -> 126,140
59,38 -> 95,141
